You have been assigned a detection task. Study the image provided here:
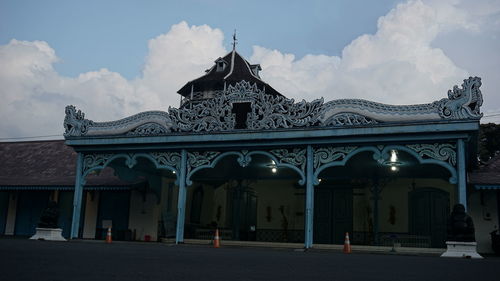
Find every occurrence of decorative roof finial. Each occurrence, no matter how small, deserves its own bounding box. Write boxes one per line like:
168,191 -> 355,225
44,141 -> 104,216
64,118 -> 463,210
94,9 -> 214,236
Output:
232,29 -> 237,51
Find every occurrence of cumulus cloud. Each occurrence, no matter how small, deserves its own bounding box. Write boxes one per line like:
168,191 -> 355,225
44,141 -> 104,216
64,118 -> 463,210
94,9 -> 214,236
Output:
136,21 -> 226,109
251,1 -> 490,104
0,22 -> 227,138
1,0 -> 499,139
251,0 -> 498,111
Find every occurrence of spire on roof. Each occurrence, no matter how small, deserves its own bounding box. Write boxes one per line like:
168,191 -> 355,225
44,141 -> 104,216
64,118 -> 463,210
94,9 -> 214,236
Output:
176,43 -> 284,105
232,29 -> 237,51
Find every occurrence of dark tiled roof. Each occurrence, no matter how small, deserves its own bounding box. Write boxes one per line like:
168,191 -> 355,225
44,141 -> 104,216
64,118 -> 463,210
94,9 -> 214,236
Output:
0,140 -> 129,186
177,50 -> 283,97
468,153 -> 500,185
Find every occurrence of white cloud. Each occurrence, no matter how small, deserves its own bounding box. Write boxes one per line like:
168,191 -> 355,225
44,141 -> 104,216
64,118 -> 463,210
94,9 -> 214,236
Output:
136,21 -> 226,109
1,1 -> 499,139
0,22 -> 227,138
250,0 -> 499,123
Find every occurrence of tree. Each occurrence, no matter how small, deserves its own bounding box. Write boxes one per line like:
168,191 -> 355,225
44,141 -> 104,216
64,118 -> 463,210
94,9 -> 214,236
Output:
478,123 -> 500,162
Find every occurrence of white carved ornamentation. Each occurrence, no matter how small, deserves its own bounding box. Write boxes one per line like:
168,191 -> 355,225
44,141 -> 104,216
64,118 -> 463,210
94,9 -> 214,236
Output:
64,77 -> 483,137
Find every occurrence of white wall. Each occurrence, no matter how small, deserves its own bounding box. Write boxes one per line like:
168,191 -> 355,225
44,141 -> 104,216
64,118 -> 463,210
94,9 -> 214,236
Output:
469,190 -> 499,253
188,179 -> 304,231
4,191 -> 17,235
82,191 -> 99,239
159,178 -> 178,238
254,179 -> 304,231
381,178 -> 453,233
352,178 -> 454,234
211,183 -> 228,228
185,182 -> 226,227
128,190 -> 160,241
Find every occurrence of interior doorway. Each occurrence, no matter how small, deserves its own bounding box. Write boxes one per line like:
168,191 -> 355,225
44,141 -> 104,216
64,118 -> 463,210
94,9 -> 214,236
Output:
313,187 -> 353,244
227,181 -> 257,241
409,188 -> 449,247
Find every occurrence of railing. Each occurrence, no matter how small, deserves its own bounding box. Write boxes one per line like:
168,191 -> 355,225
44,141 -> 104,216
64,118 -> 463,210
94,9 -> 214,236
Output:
194,228 -> 233,240
352,232 -> 432,247
192,229 -> 431,247
192,228 -> 304,243
380,234 -> 431,248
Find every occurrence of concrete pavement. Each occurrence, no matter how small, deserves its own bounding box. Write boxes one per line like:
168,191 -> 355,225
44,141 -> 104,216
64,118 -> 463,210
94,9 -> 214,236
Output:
0,237 -> 498,281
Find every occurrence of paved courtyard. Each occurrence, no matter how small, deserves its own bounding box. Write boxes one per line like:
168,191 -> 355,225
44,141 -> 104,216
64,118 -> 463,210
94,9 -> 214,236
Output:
0,238 -> 498,281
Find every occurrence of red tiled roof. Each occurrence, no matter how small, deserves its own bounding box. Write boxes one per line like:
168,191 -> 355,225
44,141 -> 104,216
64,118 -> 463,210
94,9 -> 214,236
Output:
468,153 -> 500,185
0,140 -> 129,186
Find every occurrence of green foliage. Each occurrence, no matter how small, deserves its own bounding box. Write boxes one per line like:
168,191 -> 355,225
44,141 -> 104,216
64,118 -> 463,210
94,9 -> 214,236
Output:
479,123 -> 500,162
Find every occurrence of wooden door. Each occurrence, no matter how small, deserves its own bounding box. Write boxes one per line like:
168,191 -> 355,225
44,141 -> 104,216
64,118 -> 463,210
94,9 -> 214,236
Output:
409,188 -> 449,247
57,191 -> 74,238
314,187 -> 353,244
96,191 -> 130,240
332,188 -> 353,244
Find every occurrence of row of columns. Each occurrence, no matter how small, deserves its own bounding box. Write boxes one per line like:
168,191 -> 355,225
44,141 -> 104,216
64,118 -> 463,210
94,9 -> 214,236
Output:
70,141 -> 469,248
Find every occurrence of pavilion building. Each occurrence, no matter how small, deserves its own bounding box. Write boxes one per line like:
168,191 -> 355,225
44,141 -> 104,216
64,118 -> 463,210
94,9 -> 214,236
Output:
3,47 -> 494,251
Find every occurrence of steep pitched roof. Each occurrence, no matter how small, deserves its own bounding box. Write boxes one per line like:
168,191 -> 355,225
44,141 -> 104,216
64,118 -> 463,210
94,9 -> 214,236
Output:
177,50 -> 283,97
0,140 -> 129,187
468,153 -> 500,185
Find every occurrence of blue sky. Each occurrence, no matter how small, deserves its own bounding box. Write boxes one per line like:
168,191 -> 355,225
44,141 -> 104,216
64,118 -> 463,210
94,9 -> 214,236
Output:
0,0 -> 499,139
1,0 -> 398,79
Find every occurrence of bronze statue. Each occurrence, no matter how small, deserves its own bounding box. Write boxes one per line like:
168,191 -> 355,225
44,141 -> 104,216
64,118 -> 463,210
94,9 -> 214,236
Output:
447,204 -> 475,242
38,201 -> 59,229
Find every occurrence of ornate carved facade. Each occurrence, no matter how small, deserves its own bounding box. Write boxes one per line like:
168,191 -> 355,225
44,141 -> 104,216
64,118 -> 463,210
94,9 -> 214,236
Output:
58,48 -> 484,250
64,77 -> 483,137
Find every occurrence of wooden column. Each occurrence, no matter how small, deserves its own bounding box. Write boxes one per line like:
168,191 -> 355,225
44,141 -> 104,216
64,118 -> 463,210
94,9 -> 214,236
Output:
175,149 -> 188,243
305,145 -> 314,248
70,153 -> 84,239
457,139 -> 467,210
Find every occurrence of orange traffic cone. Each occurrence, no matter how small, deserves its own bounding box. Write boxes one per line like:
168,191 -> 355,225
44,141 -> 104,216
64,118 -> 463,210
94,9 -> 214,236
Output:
213,228 -> 220,248
106,227 -> 112,244
343,232 -> 351,253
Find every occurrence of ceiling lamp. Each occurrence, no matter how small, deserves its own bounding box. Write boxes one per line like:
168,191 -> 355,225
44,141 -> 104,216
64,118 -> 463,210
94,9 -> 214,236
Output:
384,150 -> 402,172
267,160 -> 277,174
390,150 -> 397,162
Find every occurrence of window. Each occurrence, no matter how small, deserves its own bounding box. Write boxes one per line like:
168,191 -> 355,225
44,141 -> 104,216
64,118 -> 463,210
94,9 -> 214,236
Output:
216,59 -> 226,72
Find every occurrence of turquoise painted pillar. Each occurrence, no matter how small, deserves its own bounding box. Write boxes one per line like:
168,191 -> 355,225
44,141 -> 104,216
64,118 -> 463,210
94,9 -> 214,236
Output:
70,153 -> 84,239
457,139 -> 467,210
305,145 -> 314,248
175,149 -> 187,243
372,180 -> 380,245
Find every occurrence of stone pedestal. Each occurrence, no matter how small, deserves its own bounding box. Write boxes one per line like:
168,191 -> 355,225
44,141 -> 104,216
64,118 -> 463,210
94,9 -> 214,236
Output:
440,241 -> 482,259
29,228 -> 67,241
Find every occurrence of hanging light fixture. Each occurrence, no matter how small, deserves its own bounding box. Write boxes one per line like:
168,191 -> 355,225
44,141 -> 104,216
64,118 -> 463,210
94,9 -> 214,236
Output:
384,150 -> 402,172
390,150 -> 398,162
268,160 -> 277,174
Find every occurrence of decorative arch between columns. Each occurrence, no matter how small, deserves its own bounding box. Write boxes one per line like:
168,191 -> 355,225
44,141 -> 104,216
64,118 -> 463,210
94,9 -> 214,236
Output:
70,151 -> 182,239
70,141 -> 466,248
81,152 -> 181,183
185,148 -> 307,186
312,143 -> 458,185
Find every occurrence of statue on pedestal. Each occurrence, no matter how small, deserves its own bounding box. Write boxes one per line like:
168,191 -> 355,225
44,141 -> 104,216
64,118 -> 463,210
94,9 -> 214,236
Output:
30,200 -> 66,241
38,201 -> 59,229
441,203 -> 482,258
447,203 -> 475,242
